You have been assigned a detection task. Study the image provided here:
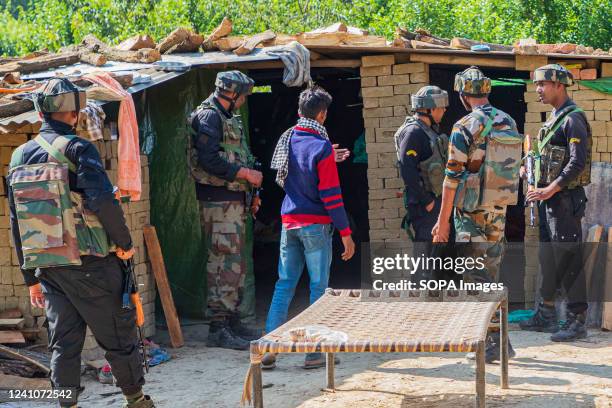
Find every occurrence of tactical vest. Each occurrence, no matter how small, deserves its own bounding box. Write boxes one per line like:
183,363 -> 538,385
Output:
187,98 -> 254,192
536,105 -> 591,188
394,117 -> 448,197
454,108 -> 523,212
8,135 -> 114,269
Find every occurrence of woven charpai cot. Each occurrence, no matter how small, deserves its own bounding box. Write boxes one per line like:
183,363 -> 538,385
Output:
242,288 -> 509,408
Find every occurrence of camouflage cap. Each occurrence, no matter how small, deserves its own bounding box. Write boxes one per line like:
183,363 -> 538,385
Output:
454,66 -> 491,96
33,78 -> 86,113
215,71 -> 255,95
411,85 -> 449,110
533,64 -> 573,86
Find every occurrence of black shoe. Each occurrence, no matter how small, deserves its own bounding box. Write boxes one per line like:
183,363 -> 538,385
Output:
484,332 -> 516,363
551,311 -> 587,342
519,303 -> 558,333
207,323 -> 250,350
229,317 -> 262,341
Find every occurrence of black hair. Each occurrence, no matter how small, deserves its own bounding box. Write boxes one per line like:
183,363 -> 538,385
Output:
298,86 -> 332,119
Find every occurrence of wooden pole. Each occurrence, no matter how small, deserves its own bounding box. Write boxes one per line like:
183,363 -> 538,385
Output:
326,352 -> 335,390
500,298 -> 509,389
143,225 -> 184,348
252,362 -> 264,408
475,342 -> 486,408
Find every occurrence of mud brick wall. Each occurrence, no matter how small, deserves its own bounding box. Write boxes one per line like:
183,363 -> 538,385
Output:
522,72 -> 612,305
0,122 -> 155,357
361,55 -> 429,242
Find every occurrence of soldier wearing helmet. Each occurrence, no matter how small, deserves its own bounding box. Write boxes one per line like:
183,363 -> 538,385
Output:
187,70 -> 262,350
394,86 -> 449,247
7,78 -> 154,408
432,66 -> 522,363
520,64 -> 591,342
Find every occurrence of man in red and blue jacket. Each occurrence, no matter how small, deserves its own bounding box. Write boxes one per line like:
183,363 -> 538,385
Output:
265,86 -> 355,369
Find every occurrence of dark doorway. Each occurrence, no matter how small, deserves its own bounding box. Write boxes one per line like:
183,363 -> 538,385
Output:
247,67 -> 367,323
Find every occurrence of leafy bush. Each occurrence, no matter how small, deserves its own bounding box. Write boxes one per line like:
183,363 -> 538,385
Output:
0,0 -> 609,56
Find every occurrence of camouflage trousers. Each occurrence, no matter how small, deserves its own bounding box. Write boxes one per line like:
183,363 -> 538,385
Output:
199,200 -> 247,322
454,207 -> 506,283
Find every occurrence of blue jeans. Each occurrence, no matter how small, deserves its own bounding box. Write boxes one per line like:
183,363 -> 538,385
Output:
265,224 -> 333,333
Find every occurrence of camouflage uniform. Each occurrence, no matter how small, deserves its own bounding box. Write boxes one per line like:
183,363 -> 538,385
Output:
188,71 -> 256,332
7,79 -> 149,407
520,65 -> 591,340
445,67 -> 522,283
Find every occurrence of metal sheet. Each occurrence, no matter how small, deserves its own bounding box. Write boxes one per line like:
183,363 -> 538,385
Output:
161,49 -> 280,67
21,61 -> 157,80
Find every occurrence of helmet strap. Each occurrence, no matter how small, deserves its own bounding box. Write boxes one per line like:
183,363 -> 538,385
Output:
215,89 -> 239,112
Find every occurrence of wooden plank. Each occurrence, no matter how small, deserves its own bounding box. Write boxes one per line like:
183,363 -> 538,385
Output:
0,330 -> 25,344
0,53 -> 80,75
603,227 -> 612,330
450,37 -> 512,52
410,53 -> 514,68
0,308 -> 22,319
0,318 -> 24,328
234,30 -> 276,56
602,63 -> 612,77
297,32 -> 347,47
516,54 -> 548,71
311,59 -> 361,68
143,225 -> 184,348
410,40 -> 450,50
0,374 -> 51,390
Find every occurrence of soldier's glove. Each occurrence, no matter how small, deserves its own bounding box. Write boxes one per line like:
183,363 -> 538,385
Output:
28,283 -> 45,309
116,247 -> 136,260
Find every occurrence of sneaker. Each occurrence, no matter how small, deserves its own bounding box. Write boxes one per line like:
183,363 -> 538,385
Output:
303,353 -> 340,369
207,323 -> 250,350
551,311 -> 587,342
229,317 -> 262,341
466,333 -> 516,364
519,303 -> 558,333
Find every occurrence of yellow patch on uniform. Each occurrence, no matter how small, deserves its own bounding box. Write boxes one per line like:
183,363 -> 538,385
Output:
569,137 -> 581,144
406,149 -> 417,157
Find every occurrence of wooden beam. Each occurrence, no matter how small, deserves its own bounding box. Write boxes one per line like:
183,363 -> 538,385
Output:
143,225 -> 184,348
0,53 -> 80,75
450,37 -> 512,52
0,318 -> 24,329
234,30 -> 276,56
410,53 -> 514,68
515,54 -> 548,71
0,331 -> 25,344
311,59 -> 361,68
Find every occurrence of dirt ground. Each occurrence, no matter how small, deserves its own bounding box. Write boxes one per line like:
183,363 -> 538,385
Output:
8,323 -> 611,408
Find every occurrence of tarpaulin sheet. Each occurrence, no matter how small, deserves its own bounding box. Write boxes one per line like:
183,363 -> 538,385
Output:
141,68 -> 255,320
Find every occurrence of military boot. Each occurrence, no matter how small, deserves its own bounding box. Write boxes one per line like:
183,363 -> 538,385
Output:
229,316 -> 262,341
551,311 -> 587,342
465,332 -> 516,364
123,391 -> 155,408
207,321 -> 249,350
519,303 -> 558,333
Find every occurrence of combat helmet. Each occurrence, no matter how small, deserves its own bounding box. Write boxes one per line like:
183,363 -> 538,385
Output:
533,64 -> 574,86
215,71 -> 255,96
33,78 -> 86,113
454,66 -> 491,97
411,85 -> 449,110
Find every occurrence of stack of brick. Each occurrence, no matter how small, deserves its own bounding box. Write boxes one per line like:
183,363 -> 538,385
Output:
361,55 -> 429,242
0,122 -> 155,358
522,67 -> 612,305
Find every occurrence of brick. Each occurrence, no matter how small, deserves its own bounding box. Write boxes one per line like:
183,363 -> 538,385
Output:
573,90 -> 604,101
369,189 -> 398,200
602,152 -> 611,162
361,54 -> 395,67
607,122 -> 612,136
377,74 -> 411,86
596,137 -> 607,152
394,84 -> 422,95
0,229 -> 9,247
378,95 -> 409,107
363,97 -> 379,108
360,65 -> 392,77
591,121 -> 606,137
368,199 -> 383,210
527,102 -> 550,113
584,110 -> 594,120
393,62 -> 425,75
394,105 -> 407,117
368,167 -> 398,179
362,86 -> 394,98
526,83 -> 537,92
410,72 -> 429,83
384,217 -> 403,228
369,219 -> 385,229
575,99 -> 594,111
360,76 -> 377,87
369,229 -> 401,240
602,63 -> 612,78
523,92 -> 540,103
592,152 -> 601,162
595,110 -> 611,121
593,100 -> 612,111
377,152 -> 397,164
524,123 -> 542,137
525,112 -> 542,123
368,178 -> 383,189
0,247 -> 10,266
0,267 -> 11,284
365,127 -> 376,143
569,68 -> 581,80
0,285 -> 13,297
383,198 -> 403,210
363,118 -> 379,129
579,68 -> 597,80
384,178 -> 404,189
386,116 -> 406,127
363,107 -> 393,118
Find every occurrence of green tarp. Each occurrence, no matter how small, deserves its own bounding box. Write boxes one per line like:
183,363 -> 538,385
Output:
579,77 -> 612,95
141,69 -> 255,321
